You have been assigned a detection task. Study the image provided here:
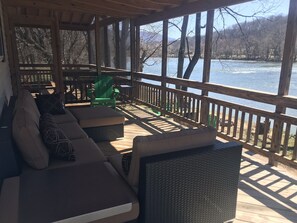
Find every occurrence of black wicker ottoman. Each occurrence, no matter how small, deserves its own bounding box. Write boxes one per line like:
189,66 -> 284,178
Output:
70,107 -> 125,142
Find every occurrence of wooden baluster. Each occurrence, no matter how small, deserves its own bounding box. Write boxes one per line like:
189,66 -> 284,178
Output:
210,102 -> 215,128
254,116 -> 261,147
246,113 -> 253,143
282,123 -> 291,156
262,117 -> 270,149
227,108 -> 233,136
196,98 -> 200,123
239,112 -> 245,141
293,128 -> 297,160
216,105 -> 220,130
221,106 -> 226,133
191,97 -> 196,120
233,109 -> 239,138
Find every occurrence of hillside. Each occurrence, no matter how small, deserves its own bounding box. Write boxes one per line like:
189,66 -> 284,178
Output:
166,15 -> 291,61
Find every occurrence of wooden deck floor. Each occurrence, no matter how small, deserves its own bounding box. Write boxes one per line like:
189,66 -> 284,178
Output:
97,104 -> 297,223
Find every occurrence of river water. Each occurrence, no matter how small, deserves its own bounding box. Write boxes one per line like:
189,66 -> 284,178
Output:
143,58 -> 297,117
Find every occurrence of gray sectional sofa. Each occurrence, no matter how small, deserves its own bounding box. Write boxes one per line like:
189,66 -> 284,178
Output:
0,90 -> 139,223
0,90 -> 243,223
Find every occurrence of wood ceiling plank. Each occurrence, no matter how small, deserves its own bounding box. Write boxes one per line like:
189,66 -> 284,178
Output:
3,0 -> 132,18
102,0 -> 165,11
75,0 -> 152,15
146,0 -> 181,6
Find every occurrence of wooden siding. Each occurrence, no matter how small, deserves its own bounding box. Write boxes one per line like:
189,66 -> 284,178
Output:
97,104 -> 297,223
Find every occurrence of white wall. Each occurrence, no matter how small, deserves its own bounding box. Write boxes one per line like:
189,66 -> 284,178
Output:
0,0 -> 13,116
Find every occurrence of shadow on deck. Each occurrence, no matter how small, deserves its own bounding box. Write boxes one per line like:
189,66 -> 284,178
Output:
97,103 -> 297,223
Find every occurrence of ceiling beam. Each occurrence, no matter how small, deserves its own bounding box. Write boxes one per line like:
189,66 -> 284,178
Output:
77,0 -> 154,15
147,0 -> 181,6
104,0 -> 166,11
3,0 -> 133,18
135,0 -> 252,26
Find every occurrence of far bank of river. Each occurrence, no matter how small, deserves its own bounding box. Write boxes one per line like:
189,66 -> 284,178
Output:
143,58 -> 297,117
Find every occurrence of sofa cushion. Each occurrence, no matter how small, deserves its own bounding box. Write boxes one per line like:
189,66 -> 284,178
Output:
70,107 -> 125,128
122,152 -> 132,176
42,126 -> 76,161
52,109 -> 77,124
128,127 -> 217,188
40,113 -> 58,133
14,89 -> 40,127
12,108 -> 49,169
47,138 -> 106,169
108,154 -> 128,183
36,94 -> 66,115
57,122 -> 88,140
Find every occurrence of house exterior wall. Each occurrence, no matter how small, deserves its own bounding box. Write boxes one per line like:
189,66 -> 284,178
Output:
0,1 -> 12,116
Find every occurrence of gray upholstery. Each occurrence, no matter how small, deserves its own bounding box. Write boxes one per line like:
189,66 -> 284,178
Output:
53,109 -> 77,124
12,108 -> 49,169
0,177 -> 19,223
128,127 -> 217,188
58,122 -> 88,140
47,138 -> 107,169
70,107 -> 125,128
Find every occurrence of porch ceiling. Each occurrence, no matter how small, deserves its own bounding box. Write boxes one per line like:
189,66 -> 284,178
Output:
3,0 -> 252,27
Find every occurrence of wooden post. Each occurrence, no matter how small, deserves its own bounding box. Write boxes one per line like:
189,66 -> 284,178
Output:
115,22 -> 120,68
51,13 -> 64,97
201,10 -> 214,125
95,16 -> 101,74
103,25 -> 110,67
135,25 -> 140,72
161,20 -> 168,115
120,20 -> 129,69
270,0 -> 297,166
130,20 -> 136,99
2,8 -> 20,95
88,29 -> 96,65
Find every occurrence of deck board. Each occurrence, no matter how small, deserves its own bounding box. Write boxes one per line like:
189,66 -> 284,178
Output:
97,104 -> 297,223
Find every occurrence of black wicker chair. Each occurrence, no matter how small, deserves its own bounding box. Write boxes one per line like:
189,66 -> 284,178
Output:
137,141 -> 242,223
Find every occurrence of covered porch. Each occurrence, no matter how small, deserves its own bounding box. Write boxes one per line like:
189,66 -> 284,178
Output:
1,0 -> 297,169
0,0 -> 297,222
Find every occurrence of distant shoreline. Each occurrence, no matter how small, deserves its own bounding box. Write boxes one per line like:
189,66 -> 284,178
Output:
166,56 -> 296,63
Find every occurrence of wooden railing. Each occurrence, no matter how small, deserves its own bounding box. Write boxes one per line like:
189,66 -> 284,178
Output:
63,67 -> 131,103
133,72 -> 297,169
19,64 -> 54,93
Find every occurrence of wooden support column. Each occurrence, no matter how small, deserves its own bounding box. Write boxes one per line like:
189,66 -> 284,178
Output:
115,22 -> 120,68
51,13 -> 64,97
270,0 -> 297,165
201,10 -> 214,125
2,7 -> 19,95
161,20 -> 168,115
103,25 -> 110,67
95,16 -> 101,74
88,29 -> 96,65
135,25 -> 140,72
130,20 -> 136,99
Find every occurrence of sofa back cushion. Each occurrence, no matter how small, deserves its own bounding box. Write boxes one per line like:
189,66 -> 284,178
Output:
14,89 -> 40,127
12,107 -> 49,169
128,126 -> 217,188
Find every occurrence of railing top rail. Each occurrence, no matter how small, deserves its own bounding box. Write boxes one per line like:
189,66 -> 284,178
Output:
134,72 -> 297,110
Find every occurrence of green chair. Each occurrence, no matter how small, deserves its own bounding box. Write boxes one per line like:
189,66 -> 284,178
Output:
87,75 -> 119,109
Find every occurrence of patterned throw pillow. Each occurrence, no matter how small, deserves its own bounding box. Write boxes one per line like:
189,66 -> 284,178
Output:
122,152 -> 132,175
42,127 -> 75,161
40,113 -> 58,134
36,94 -> 66,115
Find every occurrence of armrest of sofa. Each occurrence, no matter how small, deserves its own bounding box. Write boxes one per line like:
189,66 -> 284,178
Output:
0,177 -> 19,223
138,141 -> 242,223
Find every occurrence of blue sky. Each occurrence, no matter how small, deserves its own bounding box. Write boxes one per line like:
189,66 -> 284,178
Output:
167,0 -> 290,39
